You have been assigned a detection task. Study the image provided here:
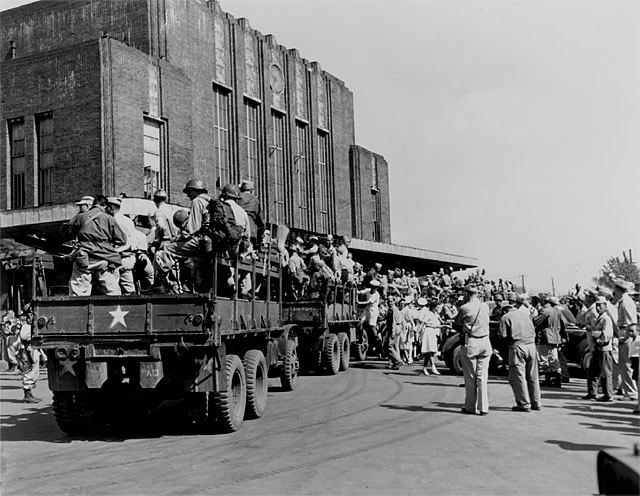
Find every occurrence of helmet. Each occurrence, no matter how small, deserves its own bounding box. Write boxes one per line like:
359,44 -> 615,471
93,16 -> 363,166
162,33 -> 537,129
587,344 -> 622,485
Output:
183,179 -> 207,194
153,188 -> 167,199
173,209 -> 189,229
221,183 -> 239,199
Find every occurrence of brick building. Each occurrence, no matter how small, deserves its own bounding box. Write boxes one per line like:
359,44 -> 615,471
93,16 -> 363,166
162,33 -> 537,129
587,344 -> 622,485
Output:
0,0 -> 475,307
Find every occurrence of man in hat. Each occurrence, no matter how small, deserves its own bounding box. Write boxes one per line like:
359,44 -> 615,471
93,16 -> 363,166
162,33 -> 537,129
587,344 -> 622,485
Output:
65,195 -> 126,296
549,296 -> 571,383
236,179 -> 265,248
360,279 -> 382,357
155,179 -> 212,292
106,197 -> 138,295
613,279 -> 638,400
150,188 -> 176,252
60,195 -> 95,239
499,300 -> 540,411
286,244 -> 308,299
583,296 -> 616,402
454,284 -> 492,415
534,293 -> 565,387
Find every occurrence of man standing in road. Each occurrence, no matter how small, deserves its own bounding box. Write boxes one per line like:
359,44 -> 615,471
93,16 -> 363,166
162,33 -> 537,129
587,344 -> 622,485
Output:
499,300 -> 541,412
614,279 -> 638,400
587,296 -> 615,402
454,285 -> 492,416
534,293 -> 565,388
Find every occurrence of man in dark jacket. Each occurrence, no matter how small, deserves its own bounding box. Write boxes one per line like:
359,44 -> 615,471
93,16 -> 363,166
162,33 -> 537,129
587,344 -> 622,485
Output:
534,293 -> 566,387
65,195 -> 126,295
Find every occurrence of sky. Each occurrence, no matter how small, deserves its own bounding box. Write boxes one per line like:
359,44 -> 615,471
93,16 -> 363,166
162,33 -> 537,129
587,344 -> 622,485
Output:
2,0 -> 639,294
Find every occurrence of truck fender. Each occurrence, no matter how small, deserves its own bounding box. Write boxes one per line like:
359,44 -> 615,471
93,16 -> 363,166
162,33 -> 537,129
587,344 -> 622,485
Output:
277,324 -> 299,357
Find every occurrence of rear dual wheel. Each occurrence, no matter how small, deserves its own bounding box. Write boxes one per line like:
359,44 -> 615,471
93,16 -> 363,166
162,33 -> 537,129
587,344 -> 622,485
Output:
338,332 -> 350,371
209,354 -> 246,432
243,350 -> 267,420
323,334 -> 340,375
280,340 -> 299,391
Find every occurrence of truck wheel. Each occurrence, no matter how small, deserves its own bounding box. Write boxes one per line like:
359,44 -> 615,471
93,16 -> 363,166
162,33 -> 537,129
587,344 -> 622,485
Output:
338,332 -> 350,372
323,334 -> 340,375
243,350 -> 268,420
52,392 -> 100,435
210,354 -> 246,432
280,340 -> 299,391
452,344 -> 464,376
352,329 -> 369,362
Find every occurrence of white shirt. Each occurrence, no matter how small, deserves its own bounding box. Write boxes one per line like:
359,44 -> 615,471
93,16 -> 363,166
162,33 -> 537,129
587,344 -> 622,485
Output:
114,212 -> 136,253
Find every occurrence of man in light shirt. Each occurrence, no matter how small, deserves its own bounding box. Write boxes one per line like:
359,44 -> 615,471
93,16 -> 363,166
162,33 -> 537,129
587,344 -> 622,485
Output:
614,279 -> 638,400
590,296 -> 615,402
106,197 -> 137,295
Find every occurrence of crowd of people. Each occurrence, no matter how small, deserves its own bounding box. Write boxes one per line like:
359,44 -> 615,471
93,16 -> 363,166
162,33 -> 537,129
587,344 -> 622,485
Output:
1,177 -> 639,416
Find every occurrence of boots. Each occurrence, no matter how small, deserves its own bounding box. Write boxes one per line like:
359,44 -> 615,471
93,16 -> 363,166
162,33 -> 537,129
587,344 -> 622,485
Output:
23,389 -> 41,403
431,365 -> 441,375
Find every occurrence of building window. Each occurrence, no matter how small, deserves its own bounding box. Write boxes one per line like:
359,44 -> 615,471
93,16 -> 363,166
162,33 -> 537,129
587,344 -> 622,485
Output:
9,118 -> 26,209
213,84 -> 232,187
271,111 -> 286,224
317,130 -> 331,233
371,155 -> 379,192
371,191 -> 382,242
143,117 -> 165,199
295,121 -> 311,231
36,113 -> 54,205
244,99 -> 261,185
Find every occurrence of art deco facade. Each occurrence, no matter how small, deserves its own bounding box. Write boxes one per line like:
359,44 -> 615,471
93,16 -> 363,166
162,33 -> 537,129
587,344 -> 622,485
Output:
1,0 -> 391,243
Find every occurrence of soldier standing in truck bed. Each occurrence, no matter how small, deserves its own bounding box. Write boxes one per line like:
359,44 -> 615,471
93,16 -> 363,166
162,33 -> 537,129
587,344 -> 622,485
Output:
236,179 -> 264,247
65,195 -> 127,296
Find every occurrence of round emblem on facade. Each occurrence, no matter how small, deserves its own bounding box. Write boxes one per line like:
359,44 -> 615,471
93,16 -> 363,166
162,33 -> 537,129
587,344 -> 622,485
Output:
269,63 -> 285,95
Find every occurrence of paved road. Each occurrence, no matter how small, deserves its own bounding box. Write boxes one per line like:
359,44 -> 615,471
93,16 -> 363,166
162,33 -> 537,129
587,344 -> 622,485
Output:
1,361 -> 638,496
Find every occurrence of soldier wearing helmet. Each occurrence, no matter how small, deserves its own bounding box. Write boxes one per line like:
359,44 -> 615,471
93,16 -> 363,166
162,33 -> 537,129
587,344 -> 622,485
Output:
220,183 -> 250,240
153,179 -> 211,292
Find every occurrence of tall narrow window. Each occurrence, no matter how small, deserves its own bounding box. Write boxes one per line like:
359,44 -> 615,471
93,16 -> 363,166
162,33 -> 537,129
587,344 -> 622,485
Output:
143,117 -> 164,198
9,118 -> 26,209
371,191 -> 382,242
371,155 -> 379,191
213,85 -> 231,187
295,121 -> 311,231
271,111 -> 286,224
317,131 -> 331,233
36,113 -> 54,205
244,99 -> 261,185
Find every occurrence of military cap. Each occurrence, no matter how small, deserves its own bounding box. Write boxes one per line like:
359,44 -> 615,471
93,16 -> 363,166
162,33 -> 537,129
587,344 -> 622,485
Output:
597,286 -> 613,298
417,297 -> 428,306
76,195 -> 94,206
464,285 -> 479,294
106,197 -> 122,207
369,279 -> 381,287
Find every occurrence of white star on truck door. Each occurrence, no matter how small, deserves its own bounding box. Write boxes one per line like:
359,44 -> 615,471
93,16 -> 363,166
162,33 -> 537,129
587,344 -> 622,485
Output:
109,305 -> 129,328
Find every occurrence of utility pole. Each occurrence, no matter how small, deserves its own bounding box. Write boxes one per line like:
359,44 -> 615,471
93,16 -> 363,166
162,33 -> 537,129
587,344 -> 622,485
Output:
551,277 -> 556,296
521,274 -> 525,292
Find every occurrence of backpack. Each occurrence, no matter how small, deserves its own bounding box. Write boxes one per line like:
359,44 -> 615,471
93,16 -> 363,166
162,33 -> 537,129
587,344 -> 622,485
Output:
207,198 -> 244,252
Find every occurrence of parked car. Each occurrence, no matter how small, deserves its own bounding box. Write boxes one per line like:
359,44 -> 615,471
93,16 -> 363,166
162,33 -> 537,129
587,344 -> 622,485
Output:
441,322 -> 589,376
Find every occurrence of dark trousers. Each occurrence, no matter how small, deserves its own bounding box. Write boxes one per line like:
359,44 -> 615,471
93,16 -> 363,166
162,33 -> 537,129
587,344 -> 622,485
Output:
587,349 -> 613,398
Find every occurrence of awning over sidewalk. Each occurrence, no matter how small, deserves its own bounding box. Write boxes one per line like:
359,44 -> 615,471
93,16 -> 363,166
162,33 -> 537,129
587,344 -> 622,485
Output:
348,238 -> 477,275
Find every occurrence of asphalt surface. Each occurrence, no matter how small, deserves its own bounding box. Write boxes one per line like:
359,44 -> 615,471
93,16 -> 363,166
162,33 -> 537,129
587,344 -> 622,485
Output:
1,360 -> 638,496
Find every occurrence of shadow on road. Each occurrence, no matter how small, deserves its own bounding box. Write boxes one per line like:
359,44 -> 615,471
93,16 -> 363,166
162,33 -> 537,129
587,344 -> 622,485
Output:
405,381 -> 463,388
545,439 -> 624,451
380,403 -> 460,415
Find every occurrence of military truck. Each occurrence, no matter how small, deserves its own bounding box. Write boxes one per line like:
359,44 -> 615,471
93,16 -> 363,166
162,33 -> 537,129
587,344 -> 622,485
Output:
32,248 -> 299,435
282,280 -> 366,374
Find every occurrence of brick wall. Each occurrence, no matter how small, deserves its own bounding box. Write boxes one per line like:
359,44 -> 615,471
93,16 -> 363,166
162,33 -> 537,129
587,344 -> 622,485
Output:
0,41 -> 103,208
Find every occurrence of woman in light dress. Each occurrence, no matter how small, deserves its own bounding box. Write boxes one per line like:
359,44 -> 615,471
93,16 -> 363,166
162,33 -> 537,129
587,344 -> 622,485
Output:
418,298 -> 442,375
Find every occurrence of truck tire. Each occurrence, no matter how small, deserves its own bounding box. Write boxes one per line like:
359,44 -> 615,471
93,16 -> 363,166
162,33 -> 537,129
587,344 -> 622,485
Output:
280,340 -> 299,391
452,344 -> 464,376
338,332 -> 350,372
52,391 -> 100,436
352,328 -> 369,362
243,350 -> 268,420
323,334 -> 340,375
210,354 -> 246,432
